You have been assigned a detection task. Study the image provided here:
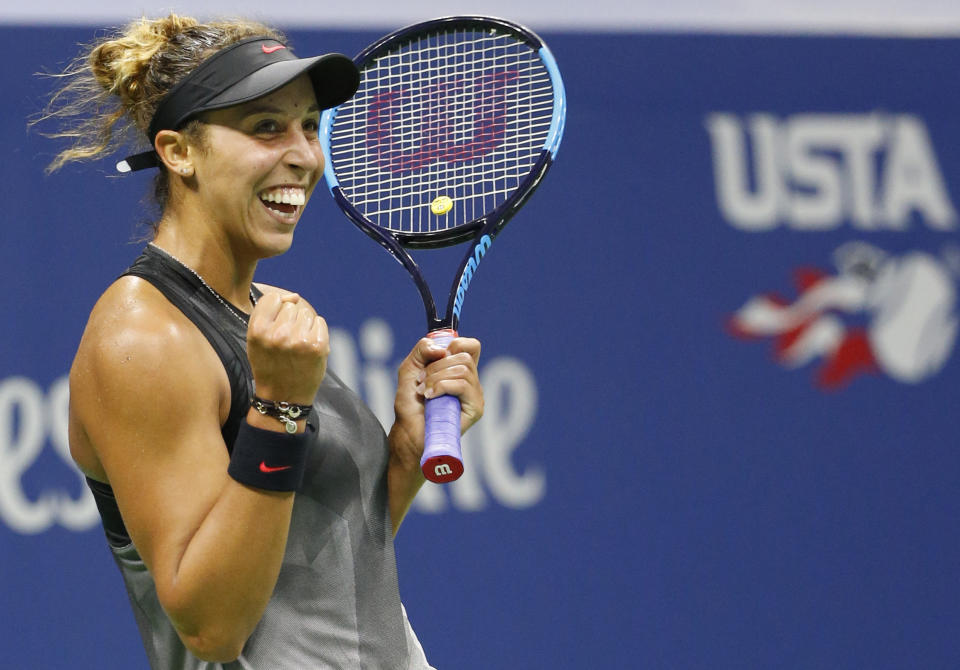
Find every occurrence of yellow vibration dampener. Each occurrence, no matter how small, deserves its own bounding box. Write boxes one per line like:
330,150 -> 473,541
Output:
430,195 -> 453,215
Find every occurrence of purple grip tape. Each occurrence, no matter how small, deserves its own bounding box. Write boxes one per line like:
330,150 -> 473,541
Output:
421,330 -> 464,483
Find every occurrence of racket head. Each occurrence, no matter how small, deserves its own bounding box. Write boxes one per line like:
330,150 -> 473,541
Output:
320,15 -> 566,250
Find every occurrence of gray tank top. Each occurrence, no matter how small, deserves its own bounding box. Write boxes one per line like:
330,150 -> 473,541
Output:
87,246 -> 433,669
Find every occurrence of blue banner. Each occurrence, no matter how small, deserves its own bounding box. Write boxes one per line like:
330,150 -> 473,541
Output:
2,26 -> 958,669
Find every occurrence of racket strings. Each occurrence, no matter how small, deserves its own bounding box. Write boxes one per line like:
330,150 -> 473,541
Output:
328,28 -> 555,236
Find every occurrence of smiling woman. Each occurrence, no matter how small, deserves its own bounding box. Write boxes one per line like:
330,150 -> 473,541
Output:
166,77 -> 326,258
37,13 -> 486,670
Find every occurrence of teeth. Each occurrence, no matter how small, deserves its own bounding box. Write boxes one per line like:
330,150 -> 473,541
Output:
259,187 -> 305,207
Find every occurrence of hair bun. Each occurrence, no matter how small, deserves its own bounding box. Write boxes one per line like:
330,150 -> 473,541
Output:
38,13 -> 283,178
90,15 -> 200,100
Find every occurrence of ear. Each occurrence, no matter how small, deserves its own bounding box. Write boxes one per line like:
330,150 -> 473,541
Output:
155,130 -> 195,177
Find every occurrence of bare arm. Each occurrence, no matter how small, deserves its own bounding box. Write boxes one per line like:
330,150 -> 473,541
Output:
70,281 -> 327,662
387,336 -> 484,534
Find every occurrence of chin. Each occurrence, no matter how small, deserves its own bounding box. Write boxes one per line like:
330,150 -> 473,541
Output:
253,228 -> 297,259
263,236 -> 296,258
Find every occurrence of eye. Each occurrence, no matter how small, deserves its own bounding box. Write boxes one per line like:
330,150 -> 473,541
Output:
253,118 -> 282,135
303,117 -> 320,137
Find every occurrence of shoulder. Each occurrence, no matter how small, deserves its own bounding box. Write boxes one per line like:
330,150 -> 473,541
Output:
77,276 -> 208,369
70,276 -> 226,430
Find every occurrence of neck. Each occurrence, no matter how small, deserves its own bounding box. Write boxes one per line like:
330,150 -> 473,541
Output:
151,225 -> 257,310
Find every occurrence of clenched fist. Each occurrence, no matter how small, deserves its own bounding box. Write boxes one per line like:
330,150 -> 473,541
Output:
246,291 -> 328,406
390,335 -> 484,461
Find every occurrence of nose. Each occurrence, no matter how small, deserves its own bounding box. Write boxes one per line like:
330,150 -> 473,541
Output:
284,125 -> 323,176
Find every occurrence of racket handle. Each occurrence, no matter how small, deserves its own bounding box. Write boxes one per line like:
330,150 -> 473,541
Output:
421,329 -> 464,483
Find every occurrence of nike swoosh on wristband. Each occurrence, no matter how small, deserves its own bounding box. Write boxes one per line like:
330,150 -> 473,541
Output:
259,461 -> 292,473
261,44 -> 287,54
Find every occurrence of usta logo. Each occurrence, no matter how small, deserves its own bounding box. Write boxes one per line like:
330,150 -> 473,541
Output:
728,242 -> 959,389
0,318 -> 545,535
706,113 -> 957,231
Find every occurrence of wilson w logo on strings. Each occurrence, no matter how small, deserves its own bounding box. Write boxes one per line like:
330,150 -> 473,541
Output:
366,70 -> 519,174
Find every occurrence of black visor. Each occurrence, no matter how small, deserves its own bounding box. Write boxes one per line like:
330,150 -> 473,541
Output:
118,36 -> 359,172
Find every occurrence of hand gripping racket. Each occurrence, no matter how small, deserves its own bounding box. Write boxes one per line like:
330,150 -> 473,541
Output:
320,16 -> 566,483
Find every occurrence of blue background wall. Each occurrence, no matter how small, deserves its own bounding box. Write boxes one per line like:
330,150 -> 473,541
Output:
2,23 -> 959,669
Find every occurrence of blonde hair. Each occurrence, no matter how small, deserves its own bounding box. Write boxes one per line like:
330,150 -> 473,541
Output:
36,14 -> 284,210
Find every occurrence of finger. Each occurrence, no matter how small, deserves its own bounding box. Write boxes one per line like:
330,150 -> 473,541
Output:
250,291 -> 285,323
293,303 -> 313,325
250,291 -> 301,325
425,352 -> 478,376
278,299 -> 301,315
268,300 -> 301,338
294,310 -> 327,352
410,336 -> 451,367
422,377 -> 477,400
420,361 -> 477,396
446,337 -> 481,364
425,361 -> 473,385
247,294 -> 291,343
308,314 -> 330,352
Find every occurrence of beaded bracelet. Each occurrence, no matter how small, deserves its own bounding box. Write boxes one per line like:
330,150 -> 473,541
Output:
250,396 -> 313,434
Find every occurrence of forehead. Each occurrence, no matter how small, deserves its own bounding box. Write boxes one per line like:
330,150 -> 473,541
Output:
205,75 -> 319,122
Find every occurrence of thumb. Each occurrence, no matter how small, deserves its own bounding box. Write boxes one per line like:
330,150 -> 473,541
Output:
409,335 -> 450,369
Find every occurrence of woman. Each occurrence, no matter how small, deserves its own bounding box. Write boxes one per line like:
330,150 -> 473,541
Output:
44,14 -> 483,669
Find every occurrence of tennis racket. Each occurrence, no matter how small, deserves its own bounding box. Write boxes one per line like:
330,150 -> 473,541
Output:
320,15 -> 566,483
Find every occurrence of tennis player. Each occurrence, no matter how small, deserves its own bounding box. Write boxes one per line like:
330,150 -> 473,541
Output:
44,14 -> 483,669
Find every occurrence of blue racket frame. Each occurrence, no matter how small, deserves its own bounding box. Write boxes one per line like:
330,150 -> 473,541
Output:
320,15 -> 565,483
320,15 -> 566,333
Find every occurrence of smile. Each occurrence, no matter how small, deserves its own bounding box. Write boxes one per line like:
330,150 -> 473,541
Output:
258,186 -> 306,219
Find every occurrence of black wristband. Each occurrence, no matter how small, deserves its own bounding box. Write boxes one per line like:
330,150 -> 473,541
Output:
227,420 -> 311,491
